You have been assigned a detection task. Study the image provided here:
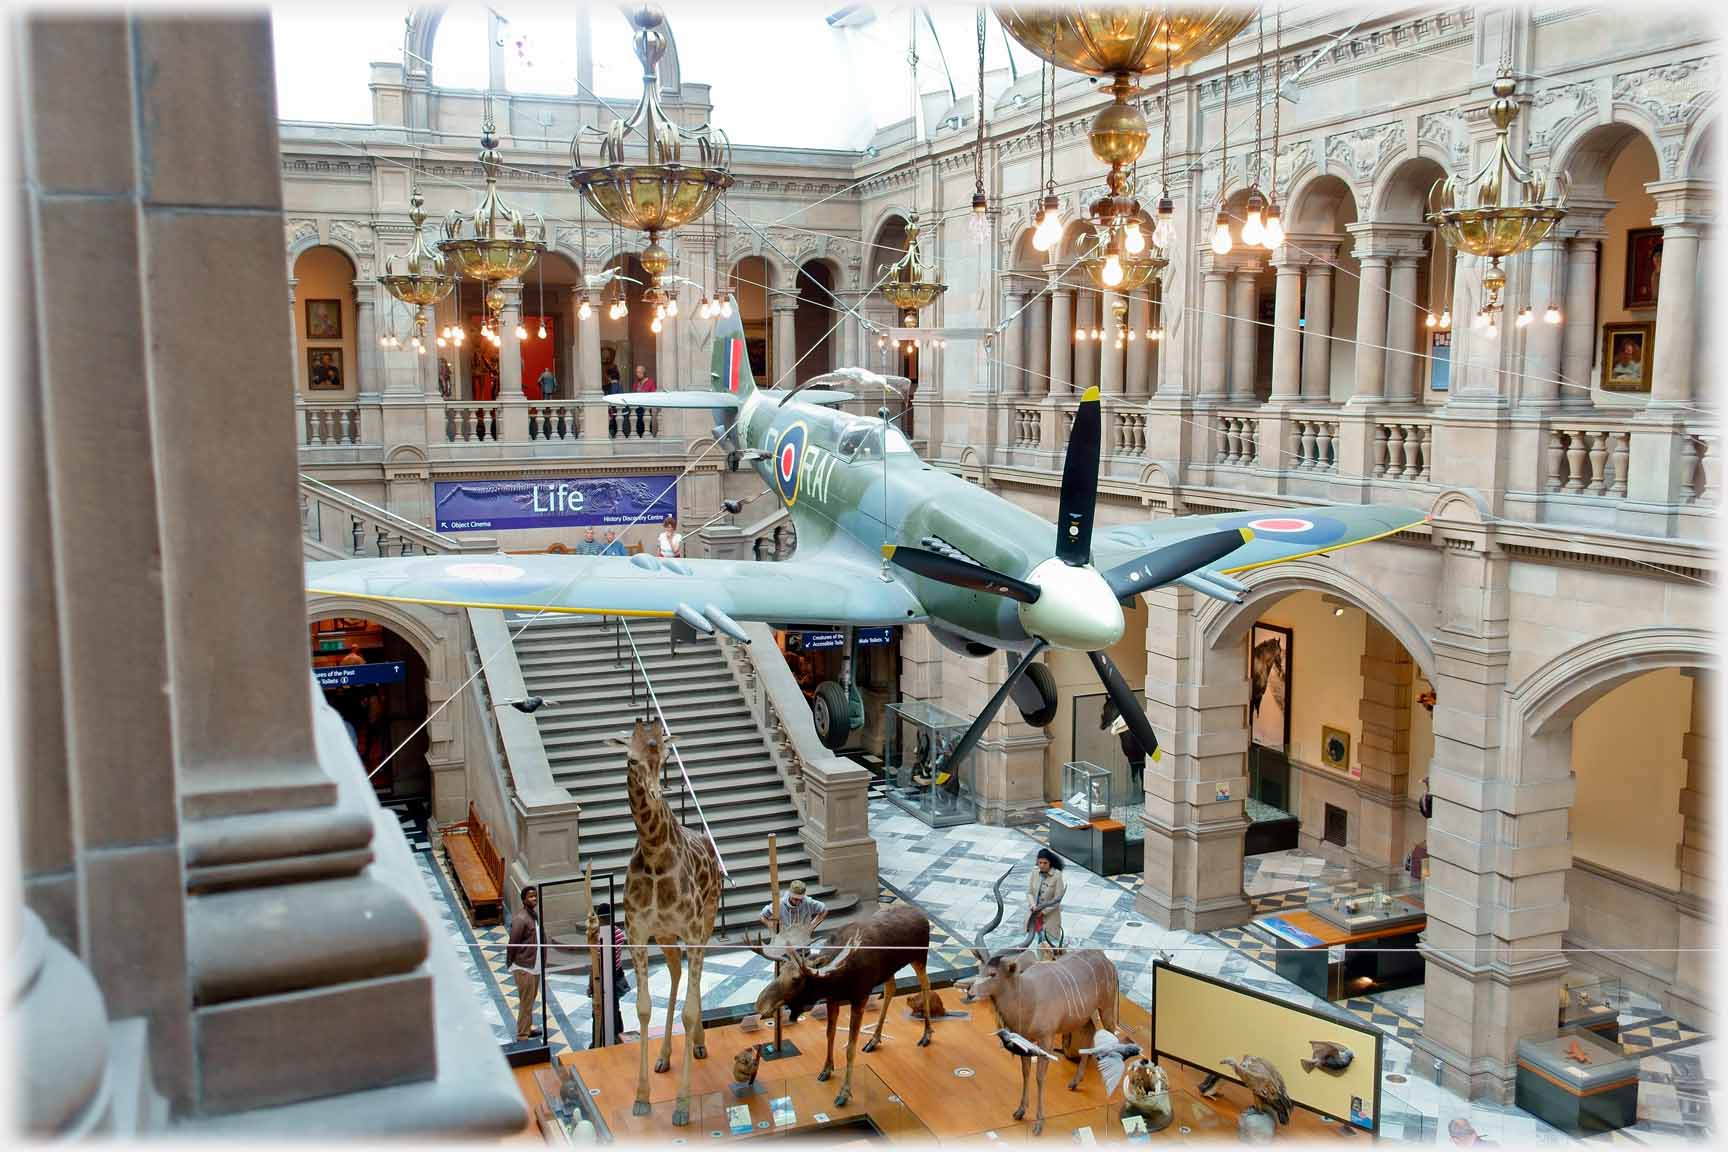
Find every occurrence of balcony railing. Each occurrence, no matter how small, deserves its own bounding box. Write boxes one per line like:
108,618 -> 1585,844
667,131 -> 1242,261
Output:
1217,411 -> 1260,467
1292,417 -> 1340,473
301,400 -> 362,446
1375,419 -> 1433,483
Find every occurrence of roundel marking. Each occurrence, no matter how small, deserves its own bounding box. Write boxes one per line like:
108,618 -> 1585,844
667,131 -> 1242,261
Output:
772,421 -> 809,506
1247,517 -> 1314,533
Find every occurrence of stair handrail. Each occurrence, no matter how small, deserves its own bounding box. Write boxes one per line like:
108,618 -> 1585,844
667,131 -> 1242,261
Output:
299,472 -> 492,554
464,647 -> 520,863
615,618 -> 731,884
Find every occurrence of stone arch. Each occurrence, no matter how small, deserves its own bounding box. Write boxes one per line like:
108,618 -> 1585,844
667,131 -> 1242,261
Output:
1510,627 -> 1715,743
866,210 -> 911,283
1551,117 -> 1663,195
406,5 -> 683,93
1196,557 -> 1438,680
1680,110 -> 1717,181
1286,173 -> 1358,233
726,247 -> 788,293
306,595 -> 449,680
1373,155 -> 1450,224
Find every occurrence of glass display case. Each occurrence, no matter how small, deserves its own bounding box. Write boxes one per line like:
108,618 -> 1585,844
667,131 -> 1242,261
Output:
1559,972 -> 1623,1041
1062,760 -> 1113,820
1515,1027 -> 1639,1135
884,699 -> 975,827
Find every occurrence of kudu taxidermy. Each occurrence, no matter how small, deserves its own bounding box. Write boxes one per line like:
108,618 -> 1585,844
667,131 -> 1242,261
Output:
962,868 -> 1122,1135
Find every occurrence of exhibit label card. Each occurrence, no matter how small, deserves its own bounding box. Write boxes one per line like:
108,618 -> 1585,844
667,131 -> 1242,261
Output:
726,1105 -> 753,1136
770,1096 -> 795,1127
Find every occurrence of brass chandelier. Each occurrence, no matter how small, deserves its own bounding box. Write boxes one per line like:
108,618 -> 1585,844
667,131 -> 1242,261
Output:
569,6 -> 732,306
1428,70 -> 1569,337
379,188 -> 456,355
438,94 -> 547,337
1004,5 -> 1251,288
879,211 -> 947,325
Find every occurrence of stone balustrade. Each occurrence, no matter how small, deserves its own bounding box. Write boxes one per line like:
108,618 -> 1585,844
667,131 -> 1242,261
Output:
1292,417 -> 1340,473
300,400 -> 361,446
1013,405 -> 1043,449
1111,409 -> 1147,457
1682,433 -> 1717,504
1217,412 -> 1260,467
445,403 -> 501,443
1375,420 -> 1434,483
527,403 -> 581,442
1546,423 -> 1631,497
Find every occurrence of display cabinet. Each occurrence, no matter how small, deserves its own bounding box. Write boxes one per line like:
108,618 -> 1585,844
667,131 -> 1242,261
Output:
1559,973 -> 1622,1042
884,699 -> 975,827
1062,761 -> 1113,820
1515,1028 -> 1639,1135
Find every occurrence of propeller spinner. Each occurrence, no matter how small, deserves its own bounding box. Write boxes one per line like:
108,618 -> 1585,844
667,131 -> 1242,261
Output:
887,386 -> 1253,775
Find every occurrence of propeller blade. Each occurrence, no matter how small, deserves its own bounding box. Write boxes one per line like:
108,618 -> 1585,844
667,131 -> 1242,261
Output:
1102,528 -> 1253,601
939,640 -> 1050,777
1054,386 -> 1103,566
885,545 -> 1041,604
1089,649 -> 1161,763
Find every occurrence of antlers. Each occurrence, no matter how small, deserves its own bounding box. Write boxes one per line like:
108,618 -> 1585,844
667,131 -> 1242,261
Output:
972,866 -> 1037,964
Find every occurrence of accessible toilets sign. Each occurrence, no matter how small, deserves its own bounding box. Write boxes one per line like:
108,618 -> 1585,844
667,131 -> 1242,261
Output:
433,476 -> 677,532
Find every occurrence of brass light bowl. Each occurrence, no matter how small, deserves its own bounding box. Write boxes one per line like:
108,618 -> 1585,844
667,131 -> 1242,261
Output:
439,103 -> 546,285
380,191 -> 456,309
997,6 -> 1254,76
879,213 -> 947,315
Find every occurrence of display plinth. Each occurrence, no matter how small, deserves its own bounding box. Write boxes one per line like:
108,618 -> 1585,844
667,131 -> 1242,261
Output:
884,700 -> 976,827
1515,1028 -> 1639,1136
1559,973 -> 1622,1043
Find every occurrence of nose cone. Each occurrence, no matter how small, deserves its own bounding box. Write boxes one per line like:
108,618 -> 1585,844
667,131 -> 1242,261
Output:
1017,559 -> 1125,651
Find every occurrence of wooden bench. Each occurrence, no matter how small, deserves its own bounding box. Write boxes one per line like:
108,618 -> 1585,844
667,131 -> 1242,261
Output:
442,801 -> 505,926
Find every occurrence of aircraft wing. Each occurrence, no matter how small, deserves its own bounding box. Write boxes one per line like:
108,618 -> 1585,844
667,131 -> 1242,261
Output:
1091,504 -> 1427,579
305,551 -> 926,628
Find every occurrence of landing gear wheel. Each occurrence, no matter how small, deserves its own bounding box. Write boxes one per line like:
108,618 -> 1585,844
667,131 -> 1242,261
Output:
812,680 -> 852,751
1015,662 -> 1059,728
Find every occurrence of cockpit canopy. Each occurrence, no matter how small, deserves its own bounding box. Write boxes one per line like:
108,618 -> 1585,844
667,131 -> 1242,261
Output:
835,419 -> 913,462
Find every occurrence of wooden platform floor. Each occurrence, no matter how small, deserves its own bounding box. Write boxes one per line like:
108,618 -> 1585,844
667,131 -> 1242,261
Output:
544,986 -> 1360,1143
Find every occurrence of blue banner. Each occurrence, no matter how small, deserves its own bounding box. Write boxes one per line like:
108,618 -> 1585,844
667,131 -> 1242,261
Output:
857,627 -> 895,646
433,476 -> 677,532
316,661 -> 406,688
787,627 -> 895,650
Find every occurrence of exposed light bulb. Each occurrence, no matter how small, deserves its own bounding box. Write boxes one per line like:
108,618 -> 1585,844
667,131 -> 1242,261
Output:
1032,205 -> 1062,253
378,334 -> 388,347
578,299 -> 593,321
454,329 -> 465,345
1241,208 -> 1265,247
1211,215 -> 1233,256
720,297 -> 734,318
1485,316 -> 1499,340
1425,312 -> 1438,329
515,323 -> 529,340
1150,327 -> 1164,342
437,335 -> 448,348
1263,213 -> 1285,250
1127,328 -> 1138,341
537,322 -> 547,339
651,316 -> 663,334
1091,327 -> 1102,340
968,190 -> 991,243
1102,252 -> 1125,287
1438,308 -> 1451,330
1123,221 -> 1146,255
877,334 -> 887,348
667,299 -> 678,317
1152,218 -> 1173,250
1515,306 -> 1533,329
1543,304 -> 1562,325
416,343 -> 426,356
1075,326 -> 1087,341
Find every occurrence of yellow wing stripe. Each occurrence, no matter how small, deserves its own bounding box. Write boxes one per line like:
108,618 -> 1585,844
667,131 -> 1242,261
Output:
1216,515 -> 1429,576
305,587 -> 677,618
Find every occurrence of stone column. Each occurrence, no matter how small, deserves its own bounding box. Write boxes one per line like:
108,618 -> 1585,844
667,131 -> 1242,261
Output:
1073,289 -> 1098,391
1559,235 -> 1601,406
497,281 -> 523,397
1670,670 -> 1715,1028
1228,267 -> 1258,401
1137,585 -> 1253,930
1351,252 -> 1390,403
1384,254 -> 1421,404
1126,293 -> 1151,396
1047,285 -> 1074,394
1027,288 -> 1051,396
771,292 -> 799,388
1519,238 -> 1565,406
1301,262 -> 1334,402
1098,291 -> 1124,394
353,281 -> 378,395
1002,288 -> 1027,395
286,276 -> 300,386
1268,256 -> 1304,402
1354,619 -> 1415,870
1199,263 -> 1230,399
1646,181 -> 1710,409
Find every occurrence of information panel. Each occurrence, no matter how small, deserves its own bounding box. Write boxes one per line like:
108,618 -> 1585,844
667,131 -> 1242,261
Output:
433,476 -> 677,532
314,661 -> 406,688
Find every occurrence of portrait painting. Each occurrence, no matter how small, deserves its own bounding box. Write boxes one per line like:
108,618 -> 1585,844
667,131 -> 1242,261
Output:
307,347 -> 344,391
306,298 -> 343,340
1600,321 -> 1654,392
1624,227 -> 1663,310
1249,622 -> 1293,752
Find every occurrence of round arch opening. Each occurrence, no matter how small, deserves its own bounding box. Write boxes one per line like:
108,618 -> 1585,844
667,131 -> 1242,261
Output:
312,616 -> 432,809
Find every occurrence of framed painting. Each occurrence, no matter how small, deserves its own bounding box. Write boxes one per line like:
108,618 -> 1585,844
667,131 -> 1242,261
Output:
306,298 -> 343,340
1249,622 -> 1293,752
1428,329 -> 1451,391
1623,227 -> 1663,310
307,347 -> 344,391
1600,321 -> 1655,393
1321,725 -> 1351,774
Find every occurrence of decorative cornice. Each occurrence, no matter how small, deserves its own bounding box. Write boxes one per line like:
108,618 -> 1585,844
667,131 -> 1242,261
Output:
1418,108 -> 1470,172
1614,56 -> 1715,127
1527,82 -> 1600,152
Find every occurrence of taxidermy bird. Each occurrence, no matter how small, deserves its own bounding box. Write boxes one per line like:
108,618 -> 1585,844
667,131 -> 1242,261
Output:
1301,1040 -> 1354,1074
508,696 -> 560,714
732,1045 -> 764,1092
556,1062 -> 584,1112
1080,1030 -> 1143,1097
1196,1071 -> 1222,1097
1220,1056 -> 1292,1126
995,1028 -> 1060,1062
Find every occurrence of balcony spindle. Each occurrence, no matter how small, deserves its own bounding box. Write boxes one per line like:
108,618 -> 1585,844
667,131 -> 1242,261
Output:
1386,424 -> 1405,478
1586,431 -> 1608,495
1563,431 -> 1587,492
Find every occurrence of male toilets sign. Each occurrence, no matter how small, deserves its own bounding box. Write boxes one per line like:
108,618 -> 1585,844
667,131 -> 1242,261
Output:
433,476 -> 677,532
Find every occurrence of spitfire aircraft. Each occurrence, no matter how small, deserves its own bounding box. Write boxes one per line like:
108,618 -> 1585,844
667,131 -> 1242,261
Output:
308,314 -> 1425,775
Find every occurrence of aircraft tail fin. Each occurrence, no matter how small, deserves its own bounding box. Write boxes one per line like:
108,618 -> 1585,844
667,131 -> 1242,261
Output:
711,310 -> 756,401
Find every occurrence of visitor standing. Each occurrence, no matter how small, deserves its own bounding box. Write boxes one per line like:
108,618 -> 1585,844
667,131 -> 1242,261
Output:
507,885 -> 543,1040
536,367 -> 557,402
632,365 -> 656,437
1026,849 -> 1066,958
656,516 -> 684,559
759,879 -> 828,935
603,363 -> 623,437
589,904 -> 630,1048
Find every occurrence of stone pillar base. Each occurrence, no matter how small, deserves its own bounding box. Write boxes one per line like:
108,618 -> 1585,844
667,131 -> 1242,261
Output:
1137,814 -> 1253,931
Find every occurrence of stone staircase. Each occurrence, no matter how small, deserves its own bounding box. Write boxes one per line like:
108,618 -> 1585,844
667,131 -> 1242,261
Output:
510,614 -> 859,943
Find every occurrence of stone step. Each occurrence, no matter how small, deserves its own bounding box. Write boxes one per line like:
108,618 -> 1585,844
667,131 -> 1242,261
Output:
570,788 -> 795,826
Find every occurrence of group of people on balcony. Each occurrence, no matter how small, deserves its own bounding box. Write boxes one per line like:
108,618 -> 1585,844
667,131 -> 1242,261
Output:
602,363 -> 659,439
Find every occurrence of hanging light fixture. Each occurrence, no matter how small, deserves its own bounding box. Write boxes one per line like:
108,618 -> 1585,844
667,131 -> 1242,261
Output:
967,8 -> 993,245
1211,7 -> 1285,256
569,7 -> 732,308
439,91 -> 547,332
379,187 -> 456,347
879,14 -> 947,325
1428,68 -> 1569,323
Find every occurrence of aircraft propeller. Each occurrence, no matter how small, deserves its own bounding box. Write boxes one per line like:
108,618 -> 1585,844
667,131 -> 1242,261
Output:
888,387 -> 1253,772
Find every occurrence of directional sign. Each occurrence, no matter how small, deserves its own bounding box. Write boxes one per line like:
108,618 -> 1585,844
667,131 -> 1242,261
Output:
315,661 -> 406,689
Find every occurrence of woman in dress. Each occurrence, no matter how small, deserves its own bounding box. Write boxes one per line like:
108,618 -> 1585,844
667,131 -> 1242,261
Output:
1025,848 -> 1066,959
